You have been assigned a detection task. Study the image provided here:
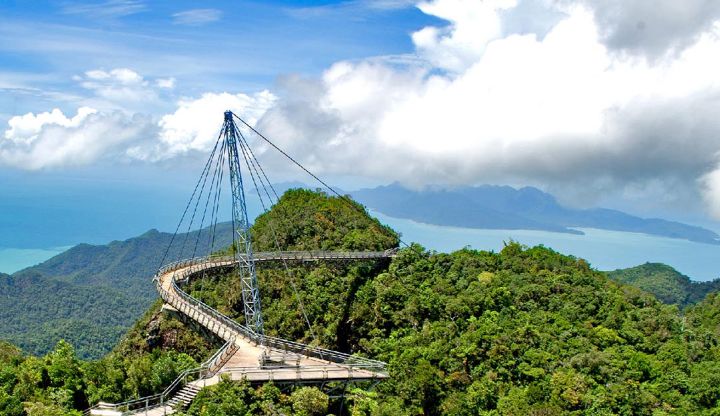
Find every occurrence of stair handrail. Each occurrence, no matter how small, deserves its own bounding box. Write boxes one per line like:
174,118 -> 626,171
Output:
82,338 -> 235,415
83,365 -> 210,415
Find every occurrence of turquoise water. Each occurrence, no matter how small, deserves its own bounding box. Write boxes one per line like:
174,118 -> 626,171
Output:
374,213 -> 720,282
0,246 -> 70,274
1,213 -> 718,282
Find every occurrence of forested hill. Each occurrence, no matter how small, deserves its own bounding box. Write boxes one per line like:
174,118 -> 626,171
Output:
5,189 -> 720,414
608,263 -> 720,308
352,183 -> 720,244
0,223 -> 232,359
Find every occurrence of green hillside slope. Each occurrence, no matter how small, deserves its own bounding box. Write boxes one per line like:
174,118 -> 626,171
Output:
3,190 -> 720,415
608,263 -> 720,307
0,224 -> 232,359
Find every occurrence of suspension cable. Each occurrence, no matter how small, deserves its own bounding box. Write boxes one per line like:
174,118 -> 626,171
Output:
235,125 -> 319,344
192,138 -> 225,258
208,139 -> 227,255
162,111 -> 400,347
179,141 -> 219,259
232,112 -> 408,248
159,130 -> 223,268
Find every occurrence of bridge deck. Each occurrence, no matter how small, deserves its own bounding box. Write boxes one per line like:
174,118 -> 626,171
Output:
158,256 -> 387,381
90,251 -> 392,415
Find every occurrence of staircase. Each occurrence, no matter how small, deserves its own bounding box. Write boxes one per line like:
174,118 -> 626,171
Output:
123,383 -> 203,415
166,383 -> 202,410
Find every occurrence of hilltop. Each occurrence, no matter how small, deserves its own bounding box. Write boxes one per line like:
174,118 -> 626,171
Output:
608,263 -> 720,308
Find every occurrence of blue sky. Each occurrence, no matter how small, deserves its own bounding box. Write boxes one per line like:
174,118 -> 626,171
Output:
0,0 -> 434,121
0,0 -> 436,246
2,0 -> 720,251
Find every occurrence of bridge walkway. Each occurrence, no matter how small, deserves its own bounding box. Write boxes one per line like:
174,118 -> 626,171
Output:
89,250 -> 394,416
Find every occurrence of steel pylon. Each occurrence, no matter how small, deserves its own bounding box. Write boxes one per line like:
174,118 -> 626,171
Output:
221,111 -> 264,335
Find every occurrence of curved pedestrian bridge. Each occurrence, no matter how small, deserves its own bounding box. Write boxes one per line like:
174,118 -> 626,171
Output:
87,250 -> 395,415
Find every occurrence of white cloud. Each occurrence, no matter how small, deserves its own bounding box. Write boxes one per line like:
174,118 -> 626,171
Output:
3,107 -> 96,145
0,71 -> 274,168
127,91 -> 276,161
155,77 -> 176,89
701,165 -> 720,220
412,0 -> 517,72
5,0 -> 720,219
75,68 -> 156,104
172,9 -> 222,26
86,68 -> 143,84
71,68 -> 179,114
0,107 -> 154,169
255,0 -> 720,217
573,0 -> 720,58
62,0 -> 147,19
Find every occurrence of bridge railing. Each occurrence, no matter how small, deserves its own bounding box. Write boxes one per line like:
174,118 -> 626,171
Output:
207,339 -> 239,375
216,364 -> 386,382
85,251 -> 393,415
159,256 -> 388,371
156,249 -> 397,277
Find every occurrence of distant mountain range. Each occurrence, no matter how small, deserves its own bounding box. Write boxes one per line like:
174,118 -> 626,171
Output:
608,263 -> 720,308
0,223 -> 232,359
350,183 -> 720,245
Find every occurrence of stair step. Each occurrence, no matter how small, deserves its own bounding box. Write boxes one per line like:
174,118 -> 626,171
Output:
166,385 -> 203,409
174,395 -> 193,401
175,396 -> 194,402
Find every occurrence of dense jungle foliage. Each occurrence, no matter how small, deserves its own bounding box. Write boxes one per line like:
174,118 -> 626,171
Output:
3,189 -> 720,415
0,224 -> 233,359
608,263 -> 720,308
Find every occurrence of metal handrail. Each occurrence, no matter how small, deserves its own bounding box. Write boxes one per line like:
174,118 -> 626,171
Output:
162,260 -> 387,368
156,250 -> 395,277
83,348 -> 224,414
87,367 -> 207,413
215,364 -> 384,381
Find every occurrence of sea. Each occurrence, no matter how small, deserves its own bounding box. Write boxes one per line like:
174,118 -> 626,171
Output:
374,213 -> 720,282
1,210 -> 718,281
0,246 -> 71,274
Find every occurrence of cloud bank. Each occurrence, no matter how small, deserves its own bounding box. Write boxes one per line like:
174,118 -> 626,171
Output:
576,0 -> 720,58
3,0 -> 720,218
0,90 -> 276,168
130,91 -> 276,161
253,0 -> 720,216
0,107 -> 153,169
